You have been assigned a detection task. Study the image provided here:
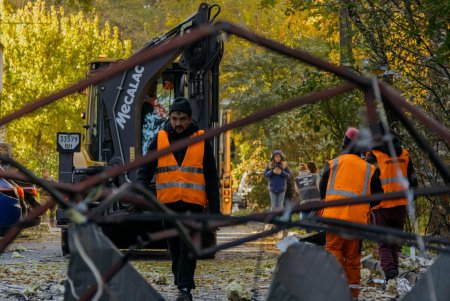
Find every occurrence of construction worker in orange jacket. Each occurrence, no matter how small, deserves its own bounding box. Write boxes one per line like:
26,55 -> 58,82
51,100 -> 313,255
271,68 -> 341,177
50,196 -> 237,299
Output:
319,128 -> 383,300
137,97 -> 220,301
366,129 -> 418,282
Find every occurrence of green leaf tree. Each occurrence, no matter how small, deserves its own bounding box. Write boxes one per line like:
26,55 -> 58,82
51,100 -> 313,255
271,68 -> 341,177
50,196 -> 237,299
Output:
0,0 -> 132,177
223,47 -> 365,209
267,0 -> 449,232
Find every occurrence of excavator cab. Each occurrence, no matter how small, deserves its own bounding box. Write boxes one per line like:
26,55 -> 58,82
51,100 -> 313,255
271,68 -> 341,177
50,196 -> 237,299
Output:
83,57 -> 116,164
139,64 -> 187,156
80,59 -> 179,165
78,60 -> 196,174
56,3 -> 223,255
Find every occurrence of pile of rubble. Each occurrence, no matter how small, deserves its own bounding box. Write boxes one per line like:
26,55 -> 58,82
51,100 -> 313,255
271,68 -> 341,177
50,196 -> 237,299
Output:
360,253 -> 435,301
272,234 -> 437,301
0,280 -> 65,301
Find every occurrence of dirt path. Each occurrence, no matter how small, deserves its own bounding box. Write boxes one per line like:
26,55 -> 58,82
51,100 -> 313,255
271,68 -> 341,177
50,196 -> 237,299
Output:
1,223 -> 425,301
0,224 -> 279,301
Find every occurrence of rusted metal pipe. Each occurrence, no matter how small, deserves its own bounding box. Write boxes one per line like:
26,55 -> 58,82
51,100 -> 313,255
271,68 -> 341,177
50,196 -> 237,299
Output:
93,185 -> 450,228
380,91 -> 450,183
379,82 -> 450,144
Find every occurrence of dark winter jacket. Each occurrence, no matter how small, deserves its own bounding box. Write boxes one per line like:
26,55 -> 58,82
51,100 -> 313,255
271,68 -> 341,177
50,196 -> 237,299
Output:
264,161 -> 292,193
295,171 -> 320,203
136,120 -> 220,214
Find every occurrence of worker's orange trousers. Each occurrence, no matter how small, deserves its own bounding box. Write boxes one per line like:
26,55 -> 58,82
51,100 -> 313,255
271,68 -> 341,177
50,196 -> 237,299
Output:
325,233 -> 361,299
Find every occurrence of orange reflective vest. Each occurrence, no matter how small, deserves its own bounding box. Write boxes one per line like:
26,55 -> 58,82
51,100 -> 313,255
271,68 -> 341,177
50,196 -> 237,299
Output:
371,148 -> 409,209
322,154 -> 375,224
155,130 -> 207,207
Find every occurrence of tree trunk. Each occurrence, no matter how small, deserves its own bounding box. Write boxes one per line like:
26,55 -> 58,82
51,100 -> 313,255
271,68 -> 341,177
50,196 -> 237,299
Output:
427,194 -> 450,237
339,1 -> 354,67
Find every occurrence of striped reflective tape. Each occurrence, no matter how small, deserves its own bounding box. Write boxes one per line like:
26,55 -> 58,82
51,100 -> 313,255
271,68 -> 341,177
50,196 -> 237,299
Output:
180,166 -> 203,174
381,176 -> 407,185
326,189 -> 360,198
328,158 -> 339,191
156,182 -> 205,191
361,163 -> 372,195
156,165 -> 203,174
156,165 -> 179,173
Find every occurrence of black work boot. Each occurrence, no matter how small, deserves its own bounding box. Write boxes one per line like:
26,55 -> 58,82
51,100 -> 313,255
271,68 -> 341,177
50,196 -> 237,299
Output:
176,287 -> 192,301
384,269 -> 398,281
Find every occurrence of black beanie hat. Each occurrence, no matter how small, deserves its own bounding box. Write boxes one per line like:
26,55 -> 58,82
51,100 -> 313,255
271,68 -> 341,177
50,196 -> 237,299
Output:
169,97 -> 192,117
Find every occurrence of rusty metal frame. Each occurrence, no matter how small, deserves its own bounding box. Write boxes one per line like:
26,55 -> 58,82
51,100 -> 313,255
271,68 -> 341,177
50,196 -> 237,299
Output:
0,21 -> 449,300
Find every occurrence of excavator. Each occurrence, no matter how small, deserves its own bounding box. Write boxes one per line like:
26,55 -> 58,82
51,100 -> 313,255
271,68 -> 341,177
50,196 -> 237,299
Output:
56,3 -> 231,255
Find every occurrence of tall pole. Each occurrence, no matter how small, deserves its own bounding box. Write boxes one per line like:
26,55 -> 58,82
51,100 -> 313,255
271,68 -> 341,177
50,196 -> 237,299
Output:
0,42 -> 5,142
221,109 -> 232,215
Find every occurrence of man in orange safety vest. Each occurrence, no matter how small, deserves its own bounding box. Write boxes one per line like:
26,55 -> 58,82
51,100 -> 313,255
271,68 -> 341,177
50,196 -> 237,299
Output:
137,97 -> 220,301
366,129 -> 418,282
319,127 -> 383,300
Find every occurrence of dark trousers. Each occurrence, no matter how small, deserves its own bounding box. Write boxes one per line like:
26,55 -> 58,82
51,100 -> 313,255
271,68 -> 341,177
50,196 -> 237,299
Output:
373,205 -> 407,273
163,201 -> 204,290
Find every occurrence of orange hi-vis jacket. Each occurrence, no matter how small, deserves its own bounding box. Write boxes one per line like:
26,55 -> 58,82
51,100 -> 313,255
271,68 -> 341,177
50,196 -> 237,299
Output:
371,148 -> 409,209
155,129 -> 207,207
322,154 -> 375,224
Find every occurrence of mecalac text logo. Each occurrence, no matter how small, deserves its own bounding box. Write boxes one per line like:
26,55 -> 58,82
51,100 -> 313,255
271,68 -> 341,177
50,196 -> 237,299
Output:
116,65 -> 144,130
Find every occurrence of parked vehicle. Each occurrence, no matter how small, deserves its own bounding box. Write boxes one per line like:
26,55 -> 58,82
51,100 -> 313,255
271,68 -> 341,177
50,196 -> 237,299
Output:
0,178 -> 21,235
0,157 -> 41,235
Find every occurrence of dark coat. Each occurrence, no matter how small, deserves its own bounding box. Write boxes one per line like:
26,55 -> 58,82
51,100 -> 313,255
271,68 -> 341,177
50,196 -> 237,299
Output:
295,171 -> 320,203
136,120 -> 220,213
264,161 -> 292,193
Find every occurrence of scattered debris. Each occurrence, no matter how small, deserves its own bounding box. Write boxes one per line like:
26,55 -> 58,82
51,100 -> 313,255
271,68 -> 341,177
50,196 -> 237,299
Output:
0,226 -> 440,300
385,279 -> 397,295
400,255 -> 433,274
15,225 -> 50,242
155,274 -> 168,285
11,251 -> 25,258
397,277 -> 412,297
23,283 -> 40,295
361,254 -> 373,263
226,280 -> 252,301
358,253 -> 436,301
361,268 -> 371,281
275,234 -> 298,253
0,280 -> 65,301
359,286 -> 396,301
371,278 -> 385,284
10,245 -> 28,253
